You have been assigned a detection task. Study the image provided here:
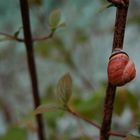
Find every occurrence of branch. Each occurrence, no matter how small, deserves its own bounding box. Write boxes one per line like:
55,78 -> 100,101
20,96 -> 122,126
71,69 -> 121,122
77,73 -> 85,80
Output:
0,31 -> 54,42
100,0 -> 129,140
66,106 -> 101,129
108,0 -> 129,7
33,31 -> 54,42
100,84 -> 116,140
19,0 -> 45,140
66,106 -> 126,138
109,131 -> 126,138
0,32 -> 23,42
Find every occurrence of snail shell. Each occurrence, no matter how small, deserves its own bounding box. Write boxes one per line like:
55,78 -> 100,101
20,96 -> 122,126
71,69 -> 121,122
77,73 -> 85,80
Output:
107,50 -> 136,86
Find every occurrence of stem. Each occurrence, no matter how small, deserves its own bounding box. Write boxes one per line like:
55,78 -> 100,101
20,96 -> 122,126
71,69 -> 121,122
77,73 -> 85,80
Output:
0,31 -> 54,42
100,1 -> 129,140
109,131 -> 126,138
66,106 -> 101,129
100,83 -> 116,140
66,106 -> 126,138
19,0 -> 45,140
112,2 -> 129,51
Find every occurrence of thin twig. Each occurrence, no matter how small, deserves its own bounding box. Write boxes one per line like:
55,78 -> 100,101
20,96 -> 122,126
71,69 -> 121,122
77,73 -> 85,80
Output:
33,31 -> 54,42
100,0 -> 129,140
66,106 -> 101,130
19,0 -> 45,140
109,131 -> 126,138
0,31 -> 54,42
66,106 -> 126,138
0,32 -> 23,42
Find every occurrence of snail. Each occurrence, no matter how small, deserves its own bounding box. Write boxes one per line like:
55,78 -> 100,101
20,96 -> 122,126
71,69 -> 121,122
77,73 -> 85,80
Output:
107,48 -> 136,86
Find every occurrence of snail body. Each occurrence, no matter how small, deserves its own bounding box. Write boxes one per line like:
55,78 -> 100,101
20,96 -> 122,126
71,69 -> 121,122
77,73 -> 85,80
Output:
107,49 -> 136,86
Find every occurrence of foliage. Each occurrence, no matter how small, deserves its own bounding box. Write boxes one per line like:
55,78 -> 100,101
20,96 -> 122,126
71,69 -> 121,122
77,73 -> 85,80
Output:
49,9 -> 61,28
0,126 -> 27,140
114,88 -> 139,117
0,0 -> 140,140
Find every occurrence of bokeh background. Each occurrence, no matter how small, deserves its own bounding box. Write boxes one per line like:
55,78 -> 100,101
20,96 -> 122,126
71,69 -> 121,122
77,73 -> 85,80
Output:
0,0 -> 140,140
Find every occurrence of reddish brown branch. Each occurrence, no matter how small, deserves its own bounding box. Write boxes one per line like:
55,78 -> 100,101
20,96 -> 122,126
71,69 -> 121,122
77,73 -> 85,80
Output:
112,1 -> 129,51
100,83 -> 116,140
66,106 -> 101,129
109,131 -> 126,138
0,32 -> 22,41
33,31 -> 54,41
19,0 -> 45,140
66,106 -> 126,138
100,1 -> 129,140
108,0 -> 129,7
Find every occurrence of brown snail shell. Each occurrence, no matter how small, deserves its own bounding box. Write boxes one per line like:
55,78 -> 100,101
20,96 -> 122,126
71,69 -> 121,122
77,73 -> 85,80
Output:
107,50 -> 136,86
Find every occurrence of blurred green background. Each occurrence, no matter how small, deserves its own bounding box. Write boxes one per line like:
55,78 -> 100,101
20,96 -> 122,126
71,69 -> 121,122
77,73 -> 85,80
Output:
0,0 -> 140,140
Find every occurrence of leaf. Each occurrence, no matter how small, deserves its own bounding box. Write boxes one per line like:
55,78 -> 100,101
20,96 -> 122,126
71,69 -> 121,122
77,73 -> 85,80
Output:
14,26 -> 22,37
114,88 -> 127,116
49,9 -> 61,28
127,92 -> 139,111
57,22 -> 66,28
0,126 -> 27,140
34,104 -> 62,115
72,89 -> 105,120
56,73 -> 72,105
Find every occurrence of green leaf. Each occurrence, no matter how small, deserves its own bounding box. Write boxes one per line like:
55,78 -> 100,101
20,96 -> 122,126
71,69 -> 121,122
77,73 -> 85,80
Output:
34,104 -> 62,115
0,126 -> 27,140
49,9 -> 61,28
14,26 -> 22,37
114,88 -> 127,116
127,92 -> 139,111
72,90 -> 104,121
56,73 -> 72,105
57,22 -> 66,28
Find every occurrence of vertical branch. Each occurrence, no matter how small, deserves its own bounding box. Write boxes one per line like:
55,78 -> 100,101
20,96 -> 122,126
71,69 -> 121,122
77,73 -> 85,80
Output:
19,0 -> 45,140
100,1 -> 129,140
100,83 -> 116,140
112,3 -> 129,51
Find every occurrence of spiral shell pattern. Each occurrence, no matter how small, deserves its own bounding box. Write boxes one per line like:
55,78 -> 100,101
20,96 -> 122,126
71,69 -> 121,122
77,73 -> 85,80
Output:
108,52 -> 136,86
